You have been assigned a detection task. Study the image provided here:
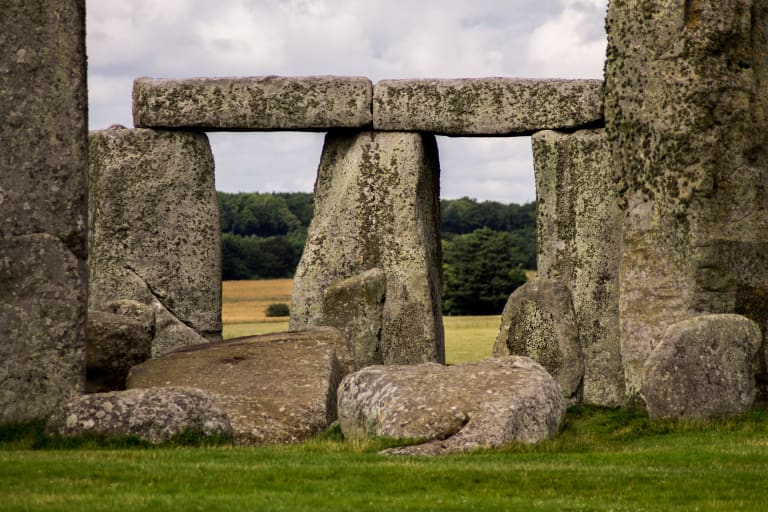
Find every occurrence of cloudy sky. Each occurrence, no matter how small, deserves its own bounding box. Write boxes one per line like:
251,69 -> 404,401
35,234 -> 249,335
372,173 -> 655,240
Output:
86,0 -> 608,204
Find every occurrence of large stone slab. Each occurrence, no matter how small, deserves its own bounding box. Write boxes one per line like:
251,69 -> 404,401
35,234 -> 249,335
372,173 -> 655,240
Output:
605,0 -> 768,405
643,315 -> 761,420
127,329 -> 346,445
373,78 -> 603,136
291,130 -> 444,365
46,387 -> 232,443
0,0 -> 88,421
88,126 -> 222,356
133,76 -> 373,131
492,278 -> 583,403
338,356 -> 565,455
532,129 -> 624,406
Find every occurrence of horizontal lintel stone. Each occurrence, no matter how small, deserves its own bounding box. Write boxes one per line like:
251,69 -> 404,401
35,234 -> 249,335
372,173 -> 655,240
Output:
133,76 -> 373,131
373,78 -> 604,136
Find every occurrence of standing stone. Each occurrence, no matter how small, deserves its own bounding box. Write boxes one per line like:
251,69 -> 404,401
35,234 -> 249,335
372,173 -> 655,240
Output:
532,129 -> 624,406
605,0 -> 768,405
321,268 -> 386,372
492,278 -> 583,403
0,0 -> 88,421
88,126 -> 222,356
291,131 -> 444,365
643,314 -> 761,420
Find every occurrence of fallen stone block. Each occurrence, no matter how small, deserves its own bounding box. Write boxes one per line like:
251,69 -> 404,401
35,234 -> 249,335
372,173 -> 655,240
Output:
46,387 -> 232,443
373,78 -> 603,135
493,278 -> 583,403
642,314 -> 761,421
321,268 -> 386,372
87,310 -> 152,393
338,356 -> 564,455
133,76 -> 373,131
127,329 -> 347,445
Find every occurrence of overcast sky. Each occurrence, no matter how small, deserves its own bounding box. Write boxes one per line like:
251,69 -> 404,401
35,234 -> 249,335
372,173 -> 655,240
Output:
86,0 -> 608,204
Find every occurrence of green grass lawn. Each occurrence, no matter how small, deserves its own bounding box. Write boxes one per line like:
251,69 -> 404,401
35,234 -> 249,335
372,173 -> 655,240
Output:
2,406 -> 768,511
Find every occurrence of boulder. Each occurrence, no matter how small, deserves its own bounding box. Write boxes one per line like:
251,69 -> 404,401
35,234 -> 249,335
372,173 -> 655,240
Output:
0,0 -> 87,422
642,314 -> 762,420
338,356 -> 565,455
127,329 -> 347,445
493,278 -> 583,403
532,129 -> 624,406
291,130 -> 444,365
373,78 -> 603,135
46,387 -> 232,443
320,268 -> 386,372
133,76 -> 373,131
86,310 -> 153,393
88,126 -> 222,356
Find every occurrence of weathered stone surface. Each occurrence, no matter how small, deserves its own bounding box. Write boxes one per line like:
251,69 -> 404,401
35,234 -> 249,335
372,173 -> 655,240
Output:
133,76 -> 373,131
0,0 -> 87,421
87,311 -> 152,393
532,129 -> 624,406
373,78 -> 603,136
46,387 -> 232,443
291,131 -> 444,365
606,1 -> 768,404
338,356 -> 564,455
492,278 -> 583,403
127,329 -> 345,445
643,315 -> 761,420
321,268 -> 386,372
88,126 -> 222,356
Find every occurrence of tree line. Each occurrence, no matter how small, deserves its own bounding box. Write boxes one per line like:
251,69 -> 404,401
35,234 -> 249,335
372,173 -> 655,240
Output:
218,191 -> 536,315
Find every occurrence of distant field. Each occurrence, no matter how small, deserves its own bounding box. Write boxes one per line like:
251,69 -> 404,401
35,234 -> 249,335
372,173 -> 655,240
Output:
222,279 -> 499,364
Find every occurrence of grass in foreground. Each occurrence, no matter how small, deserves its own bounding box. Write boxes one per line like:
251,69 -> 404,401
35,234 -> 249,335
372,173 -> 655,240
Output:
2,406 -> 768,511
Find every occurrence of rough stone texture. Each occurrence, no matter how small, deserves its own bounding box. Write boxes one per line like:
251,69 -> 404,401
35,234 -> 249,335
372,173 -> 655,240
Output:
338,356 -> 564,455
643,314 -> 761,420
605,0 -> 768,405
86,310 -> 152,393
532,129 -> 624,406
88,126 -> 222,356
373,78 -> 604,136
0,0 -> 88,421
46,387 -> 232,443
291,131 -> 444,365
321,268 -> 386,372
127,329 -> 346,445
133,76 -> 373,131
492,278 -> 583,403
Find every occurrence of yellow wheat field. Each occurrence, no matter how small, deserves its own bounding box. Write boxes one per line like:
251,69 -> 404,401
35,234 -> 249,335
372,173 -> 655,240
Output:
221,279 -> 500,364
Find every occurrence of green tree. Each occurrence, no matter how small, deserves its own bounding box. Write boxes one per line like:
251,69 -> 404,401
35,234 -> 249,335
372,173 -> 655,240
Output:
442,227 -> 528,315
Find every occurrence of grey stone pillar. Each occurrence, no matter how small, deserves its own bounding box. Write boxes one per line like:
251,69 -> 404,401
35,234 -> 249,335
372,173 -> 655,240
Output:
0,0 -> 88,421
88,127 -> 222,356
533,129 -> 624,406
291,130 -> 444,365
606,0 -> 768,404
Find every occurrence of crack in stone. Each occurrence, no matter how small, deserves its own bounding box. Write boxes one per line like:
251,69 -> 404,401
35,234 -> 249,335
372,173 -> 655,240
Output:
123,264 -> 198,334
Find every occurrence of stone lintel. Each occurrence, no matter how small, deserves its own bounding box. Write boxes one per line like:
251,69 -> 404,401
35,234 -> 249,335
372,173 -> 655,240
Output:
133,76 -> 373,131
373,78 -> 604,136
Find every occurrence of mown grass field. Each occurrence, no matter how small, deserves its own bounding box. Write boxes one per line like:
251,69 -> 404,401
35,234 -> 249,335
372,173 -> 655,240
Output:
221,279 -> 500,364
2,407 -> 768,511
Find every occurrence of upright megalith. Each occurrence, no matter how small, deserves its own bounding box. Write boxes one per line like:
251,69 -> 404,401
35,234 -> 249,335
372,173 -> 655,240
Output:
0,0 -> 88,421
291,130 -> 444,365
532,129 -> 624,406
605,0 -> 768,404
88,126 -> 222,356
